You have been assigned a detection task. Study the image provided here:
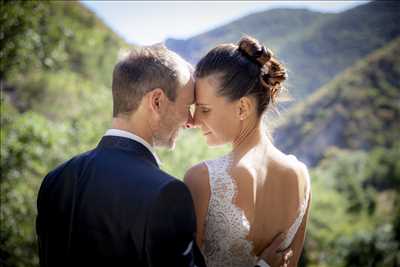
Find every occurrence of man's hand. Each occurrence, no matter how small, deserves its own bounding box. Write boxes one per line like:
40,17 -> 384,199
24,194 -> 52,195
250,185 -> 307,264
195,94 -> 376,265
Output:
258,233 -> 293,267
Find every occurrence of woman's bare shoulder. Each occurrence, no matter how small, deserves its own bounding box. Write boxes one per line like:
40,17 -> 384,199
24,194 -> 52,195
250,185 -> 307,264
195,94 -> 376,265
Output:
183,162 -> 210,192
269,151 -> 310,191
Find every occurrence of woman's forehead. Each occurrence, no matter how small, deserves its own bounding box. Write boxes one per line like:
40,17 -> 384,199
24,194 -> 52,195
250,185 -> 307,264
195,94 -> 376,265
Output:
195,77 -> 231,106
195,79 -> 215,102
195,76 -> 219,94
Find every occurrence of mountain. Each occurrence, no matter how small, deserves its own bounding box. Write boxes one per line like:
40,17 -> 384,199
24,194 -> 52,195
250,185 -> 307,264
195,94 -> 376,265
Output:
166,1 -> 400,100
273,37 -> 400,167
279,0 -> 400,99
166,8 -> 329,64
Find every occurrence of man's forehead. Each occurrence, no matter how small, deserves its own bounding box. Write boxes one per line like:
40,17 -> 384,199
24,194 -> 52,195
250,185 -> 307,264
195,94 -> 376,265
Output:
184,78 -> 195,104
175,74 -> 194,104
177,61 -> 193,84
169,50 -> 194,103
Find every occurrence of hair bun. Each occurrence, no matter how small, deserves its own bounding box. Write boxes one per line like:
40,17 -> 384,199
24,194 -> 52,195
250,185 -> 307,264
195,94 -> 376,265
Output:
238,36 -> 272,66
238,36 -> 287,104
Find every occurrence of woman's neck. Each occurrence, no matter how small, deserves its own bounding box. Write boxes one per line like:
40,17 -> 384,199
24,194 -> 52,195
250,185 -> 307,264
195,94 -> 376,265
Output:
232,119 -> 269,158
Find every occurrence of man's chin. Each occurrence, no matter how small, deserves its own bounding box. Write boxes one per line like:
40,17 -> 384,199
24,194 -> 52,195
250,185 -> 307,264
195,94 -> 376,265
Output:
155,141 -> 175,150
168,142 -> 176,150
167,131 -> 181,150
157,137 -> 177,150
167,137 -> 178,150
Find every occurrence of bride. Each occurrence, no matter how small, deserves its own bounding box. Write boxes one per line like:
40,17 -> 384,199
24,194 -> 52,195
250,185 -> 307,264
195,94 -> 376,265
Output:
184,36 -> 311,267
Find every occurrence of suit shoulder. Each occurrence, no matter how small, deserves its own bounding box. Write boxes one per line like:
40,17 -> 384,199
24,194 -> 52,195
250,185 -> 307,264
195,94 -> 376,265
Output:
152,179 -> 194,214
159,178 -> 190,197
38,149 -> 95,204
42,150 -> 94,182
48,150 -> 94,175
140,164 -> 182,190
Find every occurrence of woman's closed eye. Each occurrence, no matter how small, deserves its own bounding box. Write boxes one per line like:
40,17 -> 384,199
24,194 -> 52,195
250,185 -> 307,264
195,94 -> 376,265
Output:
195,104 -> 211,114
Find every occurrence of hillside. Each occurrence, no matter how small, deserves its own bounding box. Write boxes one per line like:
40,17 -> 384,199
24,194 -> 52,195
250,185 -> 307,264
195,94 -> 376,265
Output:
273,37 -> 400,167
280,0 -> 400,99
1,1 -> 128,119
166,1 -> 400,100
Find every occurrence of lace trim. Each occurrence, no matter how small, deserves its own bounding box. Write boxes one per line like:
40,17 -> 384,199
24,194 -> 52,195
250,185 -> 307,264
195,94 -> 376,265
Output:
280,161 -> 311,250
203,154 -> 256,267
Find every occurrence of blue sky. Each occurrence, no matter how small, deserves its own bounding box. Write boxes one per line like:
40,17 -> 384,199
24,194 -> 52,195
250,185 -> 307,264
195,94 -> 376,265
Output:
81,1 -> 368,45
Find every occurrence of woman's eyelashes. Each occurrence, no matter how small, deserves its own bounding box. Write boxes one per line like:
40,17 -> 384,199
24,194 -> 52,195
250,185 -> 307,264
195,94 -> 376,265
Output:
194,104 -> 210,114
200,108 -> 210,113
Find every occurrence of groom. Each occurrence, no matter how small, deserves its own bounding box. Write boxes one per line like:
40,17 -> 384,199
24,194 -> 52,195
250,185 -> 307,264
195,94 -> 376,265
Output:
36,45 -> 291,267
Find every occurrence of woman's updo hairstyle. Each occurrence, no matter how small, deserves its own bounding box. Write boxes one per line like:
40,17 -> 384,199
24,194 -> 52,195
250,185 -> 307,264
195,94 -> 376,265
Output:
195,36 -> 287,116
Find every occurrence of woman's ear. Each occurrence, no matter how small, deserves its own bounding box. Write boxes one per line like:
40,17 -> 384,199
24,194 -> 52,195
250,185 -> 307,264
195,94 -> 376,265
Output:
237,96 -> 253,120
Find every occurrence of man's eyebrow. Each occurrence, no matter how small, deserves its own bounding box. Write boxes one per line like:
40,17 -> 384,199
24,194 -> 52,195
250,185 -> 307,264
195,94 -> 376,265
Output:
196,103 -> 210,106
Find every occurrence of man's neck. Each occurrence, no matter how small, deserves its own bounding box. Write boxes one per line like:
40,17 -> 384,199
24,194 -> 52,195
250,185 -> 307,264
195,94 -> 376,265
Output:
111,117 -> 154,146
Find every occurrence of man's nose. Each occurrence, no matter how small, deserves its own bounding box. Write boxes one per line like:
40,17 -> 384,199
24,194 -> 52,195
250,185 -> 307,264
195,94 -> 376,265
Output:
185,112 -> 195,129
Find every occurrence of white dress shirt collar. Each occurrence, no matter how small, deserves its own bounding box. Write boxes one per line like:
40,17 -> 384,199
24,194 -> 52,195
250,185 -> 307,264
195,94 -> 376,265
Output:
104,129 -> 161,165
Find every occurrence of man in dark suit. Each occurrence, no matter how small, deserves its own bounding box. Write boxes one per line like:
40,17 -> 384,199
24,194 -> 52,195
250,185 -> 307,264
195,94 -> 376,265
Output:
36,45 -> 291,267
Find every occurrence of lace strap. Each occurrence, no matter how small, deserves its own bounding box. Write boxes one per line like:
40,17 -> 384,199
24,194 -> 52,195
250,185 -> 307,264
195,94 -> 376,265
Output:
280,164 -> 311,250
204,159 -> 218,194
204,154 -> 234,201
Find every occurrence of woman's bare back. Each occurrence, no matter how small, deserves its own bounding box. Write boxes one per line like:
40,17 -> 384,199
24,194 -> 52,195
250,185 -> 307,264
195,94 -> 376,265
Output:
185,144 -> 311,267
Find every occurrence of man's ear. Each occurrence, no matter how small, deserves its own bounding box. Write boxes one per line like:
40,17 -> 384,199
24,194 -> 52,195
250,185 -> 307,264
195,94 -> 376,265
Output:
237,96 -> 253,120
147,88 -> 167,115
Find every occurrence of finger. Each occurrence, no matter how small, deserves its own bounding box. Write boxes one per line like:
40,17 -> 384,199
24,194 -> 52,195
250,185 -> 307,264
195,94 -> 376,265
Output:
269,232 -> 286,251
284,249 -> 293,261
277,251 -> 285,267
281,245 -> 292,254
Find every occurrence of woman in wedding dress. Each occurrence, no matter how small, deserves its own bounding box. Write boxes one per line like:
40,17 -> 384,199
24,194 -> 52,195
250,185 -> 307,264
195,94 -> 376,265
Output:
184,36 -> 311,267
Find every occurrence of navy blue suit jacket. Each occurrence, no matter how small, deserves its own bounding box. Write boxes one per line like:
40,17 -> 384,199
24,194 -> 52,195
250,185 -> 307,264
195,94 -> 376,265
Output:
36,135 -> 206,267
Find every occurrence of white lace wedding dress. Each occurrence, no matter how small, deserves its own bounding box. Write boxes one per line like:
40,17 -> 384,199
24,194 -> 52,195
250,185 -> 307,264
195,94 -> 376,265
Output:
201,153 -> 311,267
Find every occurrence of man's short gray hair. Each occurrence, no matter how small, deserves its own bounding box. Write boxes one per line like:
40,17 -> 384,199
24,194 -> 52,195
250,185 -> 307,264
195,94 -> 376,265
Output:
112,44 -> 191,117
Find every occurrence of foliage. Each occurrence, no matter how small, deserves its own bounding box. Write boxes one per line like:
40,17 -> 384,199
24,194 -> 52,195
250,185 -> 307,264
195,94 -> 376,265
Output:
304,146 -> 400,267
1,1 -> 400,267
0,95 -> 106,266
1,1 -> 126,112
1,107 -> 65,267
0,1 -> 122,266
